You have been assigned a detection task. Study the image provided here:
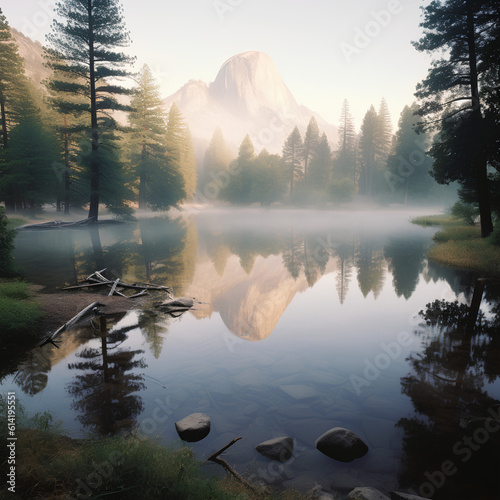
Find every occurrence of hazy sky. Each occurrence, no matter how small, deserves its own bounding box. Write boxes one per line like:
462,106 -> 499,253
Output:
2,0 -> 432,131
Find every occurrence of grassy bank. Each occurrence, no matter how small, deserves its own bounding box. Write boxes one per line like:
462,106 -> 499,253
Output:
0,282 -> 42,339
412,215 -> 500,276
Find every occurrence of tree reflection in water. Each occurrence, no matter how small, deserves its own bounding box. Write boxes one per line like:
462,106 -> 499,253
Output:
397,290 -> 500,499
67,315 -> 147,436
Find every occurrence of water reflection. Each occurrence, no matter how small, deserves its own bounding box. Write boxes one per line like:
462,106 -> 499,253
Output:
67,315 -> 147,436
397,292 -> 500,499
5,211 -> 500,496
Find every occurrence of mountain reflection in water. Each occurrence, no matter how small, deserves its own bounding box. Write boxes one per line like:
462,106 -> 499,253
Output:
3,209 -> 499,499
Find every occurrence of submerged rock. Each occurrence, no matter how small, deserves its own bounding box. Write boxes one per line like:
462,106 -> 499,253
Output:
347,487 -> 390,499
256,436 -> 294,462
175,413 -> 211,442
315,427 -> 368,462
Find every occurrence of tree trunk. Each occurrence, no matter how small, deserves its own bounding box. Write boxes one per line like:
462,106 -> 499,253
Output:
87,0 -> 99,221
466,3 -> 493,237
138,146 -> 146,209
0,92 -> 7,148
64,127 -> 70,215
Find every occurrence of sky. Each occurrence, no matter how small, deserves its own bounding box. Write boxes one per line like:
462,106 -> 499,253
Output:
2,0 -> 433,131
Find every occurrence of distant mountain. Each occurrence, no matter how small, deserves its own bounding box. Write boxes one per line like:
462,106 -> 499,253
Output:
11,28 -> 50,85
163,51 -> 337,156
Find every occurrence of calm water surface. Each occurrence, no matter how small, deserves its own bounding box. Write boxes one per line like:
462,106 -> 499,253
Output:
2,209 -> 500,499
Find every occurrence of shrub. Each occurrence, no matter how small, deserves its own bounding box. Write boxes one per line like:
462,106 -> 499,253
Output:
450,201 -> 479,225
0,207 -> 19,277
488,224 -> 500,247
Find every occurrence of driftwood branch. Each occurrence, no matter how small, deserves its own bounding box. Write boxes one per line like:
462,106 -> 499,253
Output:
39,302 -> 104,348
108,278 -> 121,297
205,437 -> 260,495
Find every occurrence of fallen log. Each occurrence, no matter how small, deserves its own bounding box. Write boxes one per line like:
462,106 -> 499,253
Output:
39,301 -> 104,348
205,438 -> 260,495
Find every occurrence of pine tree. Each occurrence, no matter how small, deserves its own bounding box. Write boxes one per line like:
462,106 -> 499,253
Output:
386,103 -> 433,204
202,127 -> 233,190
128,65 -> 184,210
413,0 -> 496,236
376,98 -> 393,164
164,103 -> 195,202
0,86 -> 59,214
46,0 -> 133,221
309,133 -> 332,190
334,99 -> 357,182
358,106 -> 378,197
218,134 -> 256,204
282,126 -> 303,199
303,117 -> 320,185
180,127 -> 197,201
0,8 -> 25,151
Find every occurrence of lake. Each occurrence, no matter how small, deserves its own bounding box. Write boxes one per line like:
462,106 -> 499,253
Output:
2,208 -> 500,499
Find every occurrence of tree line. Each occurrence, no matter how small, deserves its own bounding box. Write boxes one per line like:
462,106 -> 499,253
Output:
0,0 -> 498,238
199,99 -> 441,207
0,2 -> 195,220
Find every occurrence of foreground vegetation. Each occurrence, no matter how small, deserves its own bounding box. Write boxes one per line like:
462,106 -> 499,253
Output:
412,213 -> 500,276
0,398 -> 309,500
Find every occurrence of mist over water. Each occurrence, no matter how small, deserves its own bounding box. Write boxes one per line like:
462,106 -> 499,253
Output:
3,208 -> 499,499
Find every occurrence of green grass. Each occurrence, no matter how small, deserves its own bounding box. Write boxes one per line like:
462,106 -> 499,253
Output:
411,214 -> 462,227
0,282 -> 42,336
6,216 -> 29,230
413,214 -> 500,276
432,225 -> 481,243
428,238 -> 500,275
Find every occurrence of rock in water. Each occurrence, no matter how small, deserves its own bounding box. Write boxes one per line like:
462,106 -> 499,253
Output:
175,413 -> 211,442
315,427 -> 368,462
256,437 -> 294,462
347,487 -> 390,499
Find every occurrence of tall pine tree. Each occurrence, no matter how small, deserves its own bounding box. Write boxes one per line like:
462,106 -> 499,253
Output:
414,0 -> 496,236
334,99 -> 356,181
0,8 -> 25,151
46,0 -> 133,221
302,117 -> 320,185
282,126 -> 303,199
128,65 -> 184,210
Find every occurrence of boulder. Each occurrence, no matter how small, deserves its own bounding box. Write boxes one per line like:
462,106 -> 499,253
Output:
175,413 -> 210,442
315,427 -> 368,462
347,487 -> 390,500
256,436 -> 294,462
391,492 -> 430,500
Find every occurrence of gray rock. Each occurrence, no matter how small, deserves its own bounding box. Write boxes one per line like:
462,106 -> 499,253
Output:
348,487 -> 390,500
175,413 -> 210,442
256,436 -> 294,462
315,427 -> 368,462
390,492 -> 430,500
